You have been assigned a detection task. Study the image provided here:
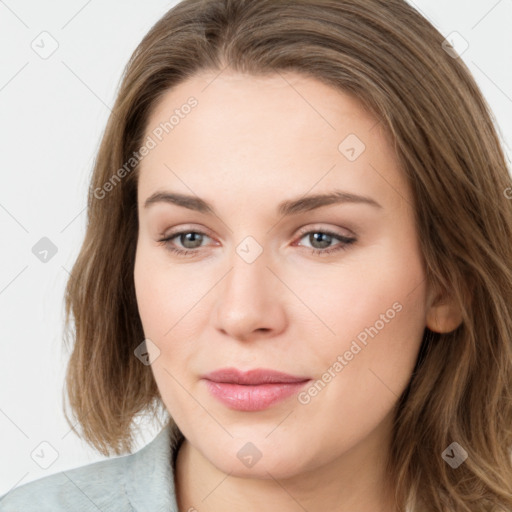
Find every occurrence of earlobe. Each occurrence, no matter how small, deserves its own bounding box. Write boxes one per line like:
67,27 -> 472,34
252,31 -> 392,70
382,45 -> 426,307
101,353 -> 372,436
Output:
425,287 -> 464,334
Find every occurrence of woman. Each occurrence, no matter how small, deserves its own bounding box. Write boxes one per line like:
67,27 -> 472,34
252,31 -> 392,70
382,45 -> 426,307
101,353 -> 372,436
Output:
1,0 -> 511,511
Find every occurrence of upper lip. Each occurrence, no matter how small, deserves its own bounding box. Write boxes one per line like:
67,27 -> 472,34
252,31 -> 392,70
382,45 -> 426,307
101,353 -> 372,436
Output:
202,367 -> 311,385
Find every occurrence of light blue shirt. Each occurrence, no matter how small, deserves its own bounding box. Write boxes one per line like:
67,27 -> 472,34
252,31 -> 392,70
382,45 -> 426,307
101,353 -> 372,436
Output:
0,422 -> 185,511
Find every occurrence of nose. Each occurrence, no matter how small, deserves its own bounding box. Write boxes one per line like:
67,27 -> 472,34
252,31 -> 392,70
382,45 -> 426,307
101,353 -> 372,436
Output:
212,246 -> 287,342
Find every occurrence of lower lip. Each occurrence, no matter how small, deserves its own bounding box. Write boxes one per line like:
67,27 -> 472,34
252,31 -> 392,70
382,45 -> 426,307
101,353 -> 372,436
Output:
203,379 -> 311,411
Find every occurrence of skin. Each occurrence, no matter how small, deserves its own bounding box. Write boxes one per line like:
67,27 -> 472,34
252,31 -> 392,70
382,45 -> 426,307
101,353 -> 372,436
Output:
133,70 -> 462,512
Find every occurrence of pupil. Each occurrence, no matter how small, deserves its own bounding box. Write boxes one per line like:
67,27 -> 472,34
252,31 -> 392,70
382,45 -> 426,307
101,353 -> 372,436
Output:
312,233 -> 331,249
183,232 -> 202,248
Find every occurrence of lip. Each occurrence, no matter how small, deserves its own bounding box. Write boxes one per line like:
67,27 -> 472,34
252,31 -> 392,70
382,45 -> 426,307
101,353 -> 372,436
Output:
201,367 -> 312,411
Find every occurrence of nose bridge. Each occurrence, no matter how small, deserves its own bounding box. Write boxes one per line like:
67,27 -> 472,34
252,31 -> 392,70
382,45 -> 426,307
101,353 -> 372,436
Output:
213,234 -> 281,338
224,234 -> 270,303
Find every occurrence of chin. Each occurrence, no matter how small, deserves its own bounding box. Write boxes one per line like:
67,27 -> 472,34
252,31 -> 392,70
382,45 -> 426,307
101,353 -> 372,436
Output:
202,437 -> 312,480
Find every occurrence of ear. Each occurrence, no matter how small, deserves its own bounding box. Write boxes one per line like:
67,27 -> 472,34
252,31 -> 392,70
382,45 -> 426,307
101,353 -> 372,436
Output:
425,284 -> 463,334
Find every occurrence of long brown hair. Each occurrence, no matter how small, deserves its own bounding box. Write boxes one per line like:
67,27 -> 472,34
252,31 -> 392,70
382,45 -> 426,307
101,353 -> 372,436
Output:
62,1 -> 512,510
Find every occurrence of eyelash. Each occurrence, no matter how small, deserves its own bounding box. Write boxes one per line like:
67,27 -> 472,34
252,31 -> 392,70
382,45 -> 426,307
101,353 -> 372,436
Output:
157,227 -> 356,258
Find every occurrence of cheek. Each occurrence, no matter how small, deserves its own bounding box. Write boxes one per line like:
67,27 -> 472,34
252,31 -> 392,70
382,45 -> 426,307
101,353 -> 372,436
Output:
291,253 -> 425,471
133,257 -> 161,337
134,244 -> 188,335
133,244 -> 178,352
133,244 -> 206,370
133,247 -> 193,414
295,254 -> 426,450
306,234 -> 427,374
310,259 -> 423,335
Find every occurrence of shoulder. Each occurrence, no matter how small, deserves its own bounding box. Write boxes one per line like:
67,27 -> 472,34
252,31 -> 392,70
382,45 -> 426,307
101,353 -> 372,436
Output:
0,452 -> 130,512
0,423 -> 183,512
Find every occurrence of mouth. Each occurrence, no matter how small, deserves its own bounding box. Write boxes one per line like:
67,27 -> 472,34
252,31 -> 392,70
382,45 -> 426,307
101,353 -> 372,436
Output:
201,367 -> 312,411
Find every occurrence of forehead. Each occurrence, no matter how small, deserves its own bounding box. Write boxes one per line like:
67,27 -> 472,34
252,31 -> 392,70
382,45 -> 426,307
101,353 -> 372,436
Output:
138,70 -> 411,211
145,69 -> 379,144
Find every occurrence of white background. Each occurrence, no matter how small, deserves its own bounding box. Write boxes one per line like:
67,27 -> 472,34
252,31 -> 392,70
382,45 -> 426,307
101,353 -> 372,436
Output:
1,0 -> 511,496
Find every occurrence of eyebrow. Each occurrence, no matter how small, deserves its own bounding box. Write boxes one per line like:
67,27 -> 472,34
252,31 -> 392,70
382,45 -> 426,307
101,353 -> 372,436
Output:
143,189 -> 382,216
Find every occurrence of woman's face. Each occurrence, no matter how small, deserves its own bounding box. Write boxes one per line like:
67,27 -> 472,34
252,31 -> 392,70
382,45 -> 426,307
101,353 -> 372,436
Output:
134,70 -> 429,479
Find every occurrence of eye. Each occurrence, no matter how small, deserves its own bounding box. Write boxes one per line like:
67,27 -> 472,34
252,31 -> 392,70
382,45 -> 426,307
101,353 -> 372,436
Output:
157,229 -> 212,257
294,228 -> 356,256
157,227 -> 357,258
